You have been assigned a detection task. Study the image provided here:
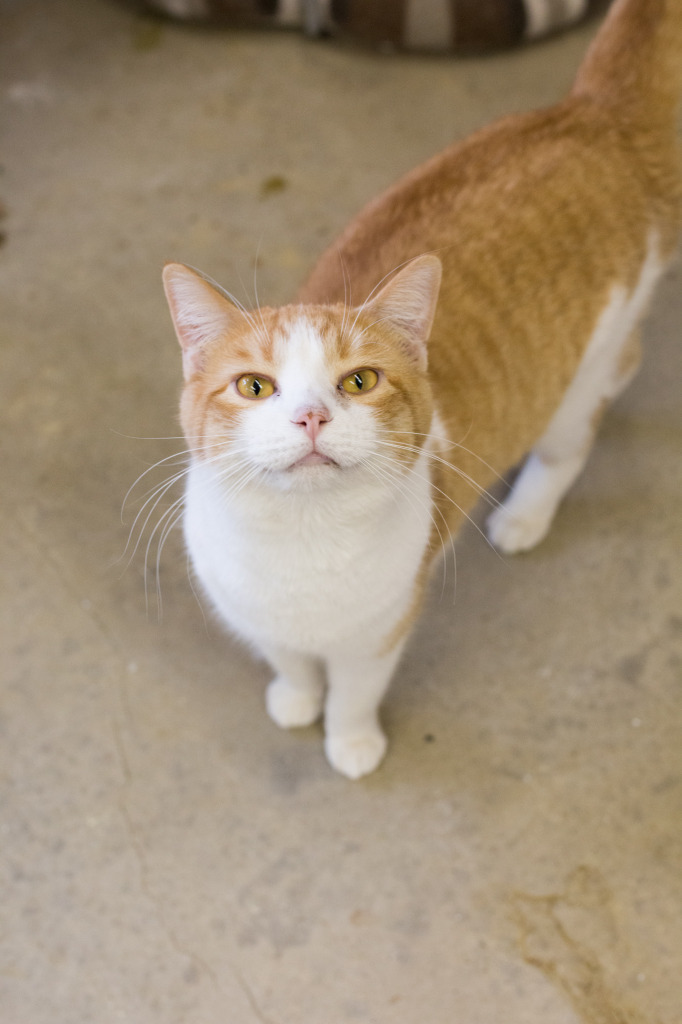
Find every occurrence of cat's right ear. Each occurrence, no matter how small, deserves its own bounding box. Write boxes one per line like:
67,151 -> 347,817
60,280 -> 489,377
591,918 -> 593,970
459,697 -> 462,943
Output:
162,263 -> 240,380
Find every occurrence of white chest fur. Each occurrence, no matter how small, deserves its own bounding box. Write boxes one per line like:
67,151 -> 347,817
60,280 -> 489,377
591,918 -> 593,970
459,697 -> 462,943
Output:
184,454 -> 434,657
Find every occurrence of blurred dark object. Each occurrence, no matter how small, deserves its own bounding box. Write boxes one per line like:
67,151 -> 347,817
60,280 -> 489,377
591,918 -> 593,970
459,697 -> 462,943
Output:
140,0 -> 608,53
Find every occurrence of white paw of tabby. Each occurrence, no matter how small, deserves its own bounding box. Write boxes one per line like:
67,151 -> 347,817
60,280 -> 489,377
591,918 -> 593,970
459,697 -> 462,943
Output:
486,504 -> 552,554
266,677 -> 323,729
325,729 -> 388,780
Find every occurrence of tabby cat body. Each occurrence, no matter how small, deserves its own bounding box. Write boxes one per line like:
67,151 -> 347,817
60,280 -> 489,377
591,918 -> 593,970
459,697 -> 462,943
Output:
163,0 -> 682,777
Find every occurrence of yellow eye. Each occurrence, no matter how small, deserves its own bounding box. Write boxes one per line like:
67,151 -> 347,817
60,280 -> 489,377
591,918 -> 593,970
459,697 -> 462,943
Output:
340,369 -> 379,395
236,374 -> 275,400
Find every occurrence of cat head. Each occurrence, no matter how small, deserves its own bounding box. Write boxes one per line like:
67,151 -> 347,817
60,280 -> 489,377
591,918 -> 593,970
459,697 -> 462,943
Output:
162,255 -> 442,492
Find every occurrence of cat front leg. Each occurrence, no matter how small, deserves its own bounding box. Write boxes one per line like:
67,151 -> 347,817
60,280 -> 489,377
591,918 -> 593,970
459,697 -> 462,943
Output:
323,641 -> 406,780
263,646 -> 325,729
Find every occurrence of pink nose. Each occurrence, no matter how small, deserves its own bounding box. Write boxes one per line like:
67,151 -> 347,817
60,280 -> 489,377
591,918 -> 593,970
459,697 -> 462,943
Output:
292,406 -> 331,441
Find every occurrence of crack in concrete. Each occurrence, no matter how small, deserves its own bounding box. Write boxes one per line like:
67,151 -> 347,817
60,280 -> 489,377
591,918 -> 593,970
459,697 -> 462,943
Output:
232,967 -> 281,1024
117,794 -> 222,992
111,684 -> 274,1023
117,790 -> 279,1023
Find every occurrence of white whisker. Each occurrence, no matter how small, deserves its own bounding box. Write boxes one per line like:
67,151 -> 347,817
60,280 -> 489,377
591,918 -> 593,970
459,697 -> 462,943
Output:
383,427 -> 509,489
376,438 -> 503,512
186,550 -> 210,634
120,425 -> 261,616
362,450 -> 456,601
370,442 -> 502,560
121,467 -> 189,572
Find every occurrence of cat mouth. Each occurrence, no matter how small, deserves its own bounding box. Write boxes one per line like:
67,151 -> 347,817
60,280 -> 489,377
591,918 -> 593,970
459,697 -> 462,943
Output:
290,450 -> 338,469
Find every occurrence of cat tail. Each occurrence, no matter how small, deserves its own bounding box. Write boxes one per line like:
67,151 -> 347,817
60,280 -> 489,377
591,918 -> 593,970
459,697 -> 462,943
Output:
571,0 -> 682,131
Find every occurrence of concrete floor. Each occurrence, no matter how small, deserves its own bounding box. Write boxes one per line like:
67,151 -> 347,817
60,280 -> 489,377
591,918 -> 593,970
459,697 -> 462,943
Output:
2,2 -> 681,1021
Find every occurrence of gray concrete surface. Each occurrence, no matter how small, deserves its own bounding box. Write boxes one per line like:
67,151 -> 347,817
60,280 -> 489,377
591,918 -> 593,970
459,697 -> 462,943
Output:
1,2 -> 680,1022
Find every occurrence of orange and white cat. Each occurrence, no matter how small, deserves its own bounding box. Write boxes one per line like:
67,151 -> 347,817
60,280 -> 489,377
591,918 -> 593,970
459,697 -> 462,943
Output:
162,0 -> 682,778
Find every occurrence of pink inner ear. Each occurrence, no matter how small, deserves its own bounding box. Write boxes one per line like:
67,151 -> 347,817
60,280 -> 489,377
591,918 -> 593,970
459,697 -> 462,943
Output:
365,255 -> 442,367
162,263 -> 239,379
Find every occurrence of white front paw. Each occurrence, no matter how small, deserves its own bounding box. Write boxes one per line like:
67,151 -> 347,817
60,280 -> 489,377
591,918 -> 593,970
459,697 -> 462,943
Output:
266,677 -> 323,729
325,729 -> 388,780
486,504 -> 552,555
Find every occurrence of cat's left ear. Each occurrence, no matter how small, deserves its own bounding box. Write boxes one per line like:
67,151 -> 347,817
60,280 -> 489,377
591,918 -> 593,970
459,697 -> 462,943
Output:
363,254 -> 442,370
162,262 -> 242,380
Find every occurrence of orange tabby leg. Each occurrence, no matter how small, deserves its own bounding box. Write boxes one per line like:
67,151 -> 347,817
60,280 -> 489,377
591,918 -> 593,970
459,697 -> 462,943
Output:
324,643 -> 406,779
265,648 -> 325,728
487,327 -> 642,554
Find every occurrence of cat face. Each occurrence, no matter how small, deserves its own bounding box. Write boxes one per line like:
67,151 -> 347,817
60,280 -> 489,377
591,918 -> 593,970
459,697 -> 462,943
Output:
163,257 -> 442,492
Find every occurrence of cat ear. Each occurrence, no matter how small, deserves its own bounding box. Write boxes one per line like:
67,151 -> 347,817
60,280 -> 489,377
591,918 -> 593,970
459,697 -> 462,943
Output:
363,254 -> 442,369
162,262 -> 241,380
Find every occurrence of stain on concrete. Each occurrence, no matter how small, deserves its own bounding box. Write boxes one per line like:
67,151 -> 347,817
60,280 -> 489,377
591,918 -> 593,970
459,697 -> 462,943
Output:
132,17 -> 164,52
260,174 -> 288,198
667,615 -> 682,637
617,649 -> 647,686
511,867 -> 660,1024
